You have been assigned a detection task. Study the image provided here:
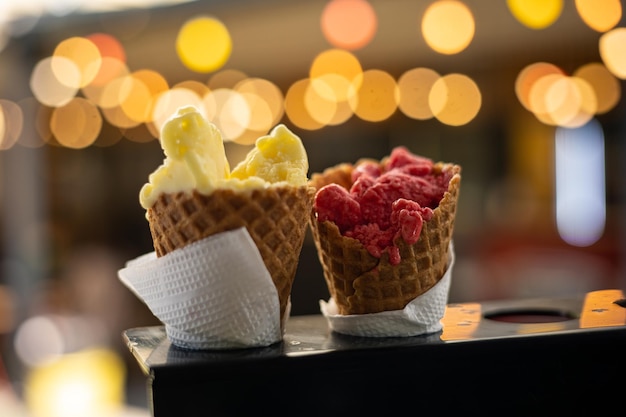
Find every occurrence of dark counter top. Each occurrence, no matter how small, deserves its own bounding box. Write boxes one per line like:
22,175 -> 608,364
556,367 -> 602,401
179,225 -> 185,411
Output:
124,289 -> 626,416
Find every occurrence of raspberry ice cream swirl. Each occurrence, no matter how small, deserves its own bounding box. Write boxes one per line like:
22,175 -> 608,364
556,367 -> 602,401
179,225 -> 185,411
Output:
314,147 -> 454,265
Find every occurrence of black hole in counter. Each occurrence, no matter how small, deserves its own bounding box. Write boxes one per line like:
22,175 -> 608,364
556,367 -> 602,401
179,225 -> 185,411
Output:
614,298 -> 626,308
484,309 -> 576,323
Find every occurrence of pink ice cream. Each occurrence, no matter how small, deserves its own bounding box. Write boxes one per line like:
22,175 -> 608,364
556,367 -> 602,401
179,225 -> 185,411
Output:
314,147 -> 454,265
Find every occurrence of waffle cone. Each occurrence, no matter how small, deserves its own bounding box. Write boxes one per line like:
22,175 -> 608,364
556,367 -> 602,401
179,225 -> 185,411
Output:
147,185 -> 315,323
309,163 -> 461,315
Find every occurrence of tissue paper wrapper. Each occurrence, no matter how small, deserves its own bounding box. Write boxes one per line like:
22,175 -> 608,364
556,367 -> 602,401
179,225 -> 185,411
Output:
320,246 -> 454,338
118,228 -> 282,350
146,186 -> 315,326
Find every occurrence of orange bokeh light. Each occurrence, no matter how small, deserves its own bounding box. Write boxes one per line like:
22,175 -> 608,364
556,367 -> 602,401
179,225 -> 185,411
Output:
321,0 -> 377,50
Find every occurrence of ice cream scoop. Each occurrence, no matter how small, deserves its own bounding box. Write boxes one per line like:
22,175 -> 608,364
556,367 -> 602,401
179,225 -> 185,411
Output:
140,106 -> 309,209
313,147 -> 454,265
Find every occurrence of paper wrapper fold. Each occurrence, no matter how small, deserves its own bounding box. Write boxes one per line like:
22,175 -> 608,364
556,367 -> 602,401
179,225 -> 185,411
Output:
118,228 -> 282,350
320,245 -> 454,337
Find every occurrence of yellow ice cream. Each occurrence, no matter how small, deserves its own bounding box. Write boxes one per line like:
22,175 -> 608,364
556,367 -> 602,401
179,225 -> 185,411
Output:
230,124 -> 309,185
139,106 -> 309,209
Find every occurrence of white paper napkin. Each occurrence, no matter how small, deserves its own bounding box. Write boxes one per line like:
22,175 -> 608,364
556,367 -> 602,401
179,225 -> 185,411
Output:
118,227 -> 282,350
320,244 -> 454,338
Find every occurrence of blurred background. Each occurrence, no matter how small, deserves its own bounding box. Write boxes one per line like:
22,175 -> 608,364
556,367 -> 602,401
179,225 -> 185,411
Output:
0,0 -> 625,415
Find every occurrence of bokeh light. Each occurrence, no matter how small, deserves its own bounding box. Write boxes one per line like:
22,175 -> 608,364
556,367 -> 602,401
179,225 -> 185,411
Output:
81,57 -> 130,107
429,73 -> 481,126
30,57 -> 80,107
305,78 -> 339,125
544,76 -> 596,128
14,316 -> 65,367
422,0 -> 475,55
234,78 -> 284,141
236,78 -> 283,126
117,74 -> 153,124
349,69 -> 398,122
53,37 -> 101,88
397,67 -> 440,120
50,98 -> 102,149
0,99 -> 23,150
575,0 -> 621,33
152,87 -> 204,133
555,120 -> 605,247
310,49 -> 363,102
507,0 -> 563,29
24,348 -> 126,417
599,28 -> 626,79
85,33 -> 126,63
176,16 -> 232,73
321,0 -> 377,50
528,72 -> 565,124
515,62 -> 565,111
285,79 -> 325,131
203,88 -> 250,141
123,69 -> 169,123
517,63 -> 607,128
574,62 -> 621,114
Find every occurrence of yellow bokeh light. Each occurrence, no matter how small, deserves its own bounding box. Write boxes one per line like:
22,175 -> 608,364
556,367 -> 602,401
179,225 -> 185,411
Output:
422,0 -> 475,55
235,78 -> 284,128
599,28 -> 626,79
567,77 -> 597,128
528,73 -> 564,123
515,62 -> 564,111
321,0 -> 378,50
233,78 -> 285,139
310,49 -> 363,102
397,67 -> 441,120
50,98 -> 102,149
0,99 -> 23,151
545,76 -> 596,128
53,37 -> 101,88
127,69 -> 169,124
98,74 -> 132,110
176,16 -> 232,73
81,57 -> 130,108
574,62 -> 621,114
525,72 -> 599,127
349,69 -> 398,122
31,57 -> 79,108
429,73 -> 481,126
233,93 -> 273,144
203,88 -> 250,141
305,78 -> 339,125
575,0 -> 621,33
118,75 -> 152,123
507,0 -> 563,29
24,349 -> 125,417
285,79 -> 325,131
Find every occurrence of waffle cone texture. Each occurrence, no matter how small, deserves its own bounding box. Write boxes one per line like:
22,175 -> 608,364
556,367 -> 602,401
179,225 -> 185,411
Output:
147,185 -> 315,322
309,163 -> 461,315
